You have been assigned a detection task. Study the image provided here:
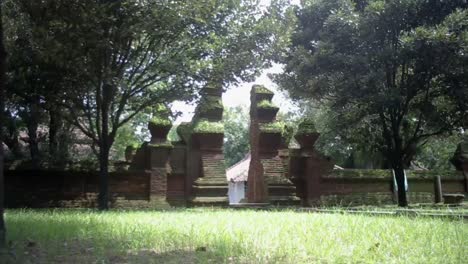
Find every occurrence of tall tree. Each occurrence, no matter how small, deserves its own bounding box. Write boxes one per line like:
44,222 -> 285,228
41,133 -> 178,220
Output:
10,0 -> 288,209
3,0 -> 74,166
0,0 -> 7,250
276,0 -> 468,206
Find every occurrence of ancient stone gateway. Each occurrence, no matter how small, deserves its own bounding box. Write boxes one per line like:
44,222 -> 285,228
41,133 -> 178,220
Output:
246,85 -> 300,205
5,85 -> 467,208
123,83 -> 467,208
126,83 -> 306,207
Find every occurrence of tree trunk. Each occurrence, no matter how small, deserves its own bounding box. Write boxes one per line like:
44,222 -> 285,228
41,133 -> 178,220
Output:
57,123 -> 72,169
0,1 -> 7,249
27,100 -> 40,167
49,109 -> 59,158
98,84 -> 112,210
392,162 -> 408,207
98,140 -> 110,210
48,108 -> 64,167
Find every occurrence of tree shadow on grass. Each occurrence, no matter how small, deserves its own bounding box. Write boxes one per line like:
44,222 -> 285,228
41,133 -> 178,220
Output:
3,240 -> 232,264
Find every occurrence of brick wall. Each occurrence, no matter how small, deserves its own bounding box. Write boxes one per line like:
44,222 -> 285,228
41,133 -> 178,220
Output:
5,170 -> 151,208
300,168 -> 466,206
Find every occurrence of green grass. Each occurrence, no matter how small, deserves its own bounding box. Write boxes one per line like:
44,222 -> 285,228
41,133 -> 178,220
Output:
3,208 -> 468,263
317,203 -> 468,215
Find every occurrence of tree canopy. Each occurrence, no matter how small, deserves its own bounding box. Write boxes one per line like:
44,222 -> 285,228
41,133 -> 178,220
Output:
2,0 -> 291,209
276,0 -> 468,206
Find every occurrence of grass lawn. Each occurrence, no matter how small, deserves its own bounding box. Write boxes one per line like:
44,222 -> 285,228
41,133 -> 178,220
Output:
316,203 -> 468,216
2,208 -> 467,263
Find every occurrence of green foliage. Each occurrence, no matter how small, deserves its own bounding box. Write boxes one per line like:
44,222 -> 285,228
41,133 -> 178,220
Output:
176,123 -> 192,143
148,142 -> 174,148
276,0 -> 468,171
282,124 -> 295,146
149,104 -> 172,128
259,121 -> 286,134
223,106 -> 250,167
285,100 -> 387,168
296,118 -> 317,135
3,0 -> 291,165
414,133 -> 464,170
111,123 -> 141,161
193,120 -> 224,134
149,117 -> 172,128
257,100 -> 278,109
152,104 -> 171,117
198,96 -> 223,113
127,143 -> 139,150
167,125 -> 181,142
111,110 -> 151,160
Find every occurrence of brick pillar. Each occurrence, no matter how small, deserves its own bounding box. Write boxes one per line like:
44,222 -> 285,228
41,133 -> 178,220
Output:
147,145 -> 171,207
295,127 -> 334,206
247,114 -> 268,203
146,112 -> 173,208
247,86 -> 274,203
188,82 -> 228,206
247,85 -> 300,205
296,133 -> 320,205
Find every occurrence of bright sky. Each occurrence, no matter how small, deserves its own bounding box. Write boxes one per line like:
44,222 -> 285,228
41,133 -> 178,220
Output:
171,64 -> 298,124
171,0 -> 301,123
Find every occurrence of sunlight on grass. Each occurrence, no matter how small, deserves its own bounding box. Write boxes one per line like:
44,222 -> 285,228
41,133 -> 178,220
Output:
5,209 -> 468,263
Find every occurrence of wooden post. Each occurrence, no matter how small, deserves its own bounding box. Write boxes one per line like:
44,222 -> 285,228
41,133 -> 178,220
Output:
434,176 -> 443,204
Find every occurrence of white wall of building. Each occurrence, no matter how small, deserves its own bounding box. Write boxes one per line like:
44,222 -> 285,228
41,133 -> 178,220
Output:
228,181 -> 245,204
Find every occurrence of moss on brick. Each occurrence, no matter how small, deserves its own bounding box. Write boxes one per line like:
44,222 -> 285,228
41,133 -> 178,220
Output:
149,117 -> 172,127
153,103 -> 170,114
148,142 -> 174,148
296,118 -> 317,135
319,193 -> 394,206
259,121 -> 286,134
198,95 -> 223,113
325,169 -> 463,180
257,100 -> 278,109
406,170 -> 463,179
193,119 -> 224,133
150,104 -> 172,127
326,169 -> 392,179
204,81 -> 222,90
253,84 -> 274,95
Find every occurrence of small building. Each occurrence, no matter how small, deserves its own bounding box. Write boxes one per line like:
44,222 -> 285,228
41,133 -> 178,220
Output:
226,154 -> 250,204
